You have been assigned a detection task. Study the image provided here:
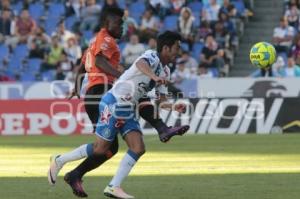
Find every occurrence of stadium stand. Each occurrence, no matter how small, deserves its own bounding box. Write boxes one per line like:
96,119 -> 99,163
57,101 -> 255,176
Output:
247,0 -> 300,77
0,0 -> 253,82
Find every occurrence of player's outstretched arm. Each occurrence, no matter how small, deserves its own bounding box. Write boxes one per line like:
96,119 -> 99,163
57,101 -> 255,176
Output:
136,59 -> 167,85
95,54 -> 122,78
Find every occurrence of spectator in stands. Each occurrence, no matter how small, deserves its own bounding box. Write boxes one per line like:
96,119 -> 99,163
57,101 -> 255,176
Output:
177,51 -> 198,75
220,0 -> 234,14
177,7 -> 195,50
149,0 -> 171,19
122,34 -> 145,67
218,11 -> 238,50
200,34 -> 226,72
28,26 -> 51,59
171,0 -> 186,14
102,0 -> 119,10
0,9 -> 12,43
140,9 -> 159,42
195,20 -> 212,42
79,0 -> 101,31
213,21 -> 229,49
123,9 -> 138,41
273,16 -> 295,54
290,34 -> 300,64
172,60 -> 191,84
0,0 -> 10,11
41,36 -> 64,72
272,56 -> 286,77
56,51 -> 74,80
146,37 -> 157,50
52,20 -> 76,49
15,9 -> 36,44
65,0 -> 85,17
284,0 -> 299,29
279,56 -> 300,77
64,37 -> 82,65
201,0 -> 221,25
198,63 -> 214,78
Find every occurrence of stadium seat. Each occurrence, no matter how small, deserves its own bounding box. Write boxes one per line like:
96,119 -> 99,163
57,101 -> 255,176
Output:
118,42 -> 126,52
202,0 -> 223,6
27,58 -> 42,72
181,42 -> 189,52
83,30 -> 93,41
129,2 -> 146,21
188,1 -> 202,14
118,0 -> 126,9
65,16 -> 79,31
42,70 -> 56,81
21,73 -> 36,81
29,2 -> 44,20
48,3 -> 66,17
163,15 -> 178,31
45,17 -> 60,35
0,45 -> 9,61
13,44 -> 28,60
193,12 -> 201,28
232,0 -> 246,16
8,58 -> 23,71
209,68 -> 219,77
192,42 -> 204,61
11,1 -> 23,15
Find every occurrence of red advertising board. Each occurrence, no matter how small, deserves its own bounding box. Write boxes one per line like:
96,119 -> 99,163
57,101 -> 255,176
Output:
0,99 -> 93,135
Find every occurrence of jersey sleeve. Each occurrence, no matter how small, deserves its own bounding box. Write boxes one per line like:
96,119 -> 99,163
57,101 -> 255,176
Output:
94,35 -> 117,59
139,50 -> 159,68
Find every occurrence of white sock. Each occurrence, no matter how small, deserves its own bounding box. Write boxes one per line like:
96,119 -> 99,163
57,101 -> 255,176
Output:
109,150 -> 139,187
55,144 -> 92,167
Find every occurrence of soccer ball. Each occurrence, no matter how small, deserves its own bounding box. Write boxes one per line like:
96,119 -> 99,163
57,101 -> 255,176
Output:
249,42 -> 277,69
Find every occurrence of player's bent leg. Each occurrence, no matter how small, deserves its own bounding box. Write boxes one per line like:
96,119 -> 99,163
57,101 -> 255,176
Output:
138,99 -> 190,143
71,138 -> 119,179
104,131 -> 145,199
64,136 -> 112,197
47,143 -> 94,185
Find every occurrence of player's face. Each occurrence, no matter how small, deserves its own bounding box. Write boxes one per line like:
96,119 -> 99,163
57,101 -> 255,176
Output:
107,16 -> 124,39
168,40 -> 181,63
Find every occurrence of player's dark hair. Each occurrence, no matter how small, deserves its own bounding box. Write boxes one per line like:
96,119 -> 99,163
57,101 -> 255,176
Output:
99,7 -> 124,27
157,31 -> 182,53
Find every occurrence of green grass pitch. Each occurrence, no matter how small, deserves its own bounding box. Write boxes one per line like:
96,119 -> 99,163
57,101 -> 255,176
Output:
1,134 -> 300,199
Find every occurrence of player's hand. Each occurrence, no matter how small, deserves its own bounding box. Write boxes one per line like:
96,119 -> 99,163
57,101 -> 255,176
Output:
67,89 -> 80,100
153,76 -> 168,85
174,103 -> 187,113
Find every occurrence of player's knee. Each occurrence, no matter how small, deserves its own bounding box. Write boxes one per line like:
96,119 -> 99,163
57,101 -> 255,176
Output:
130,146 -> 146,157
93,142 -> 110,155
105,142 -> 119,158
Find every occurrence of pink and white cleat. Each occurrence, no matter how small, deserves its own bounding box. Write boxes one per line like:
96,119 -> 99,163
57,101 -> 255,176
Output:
104,185 -> 134,199
47,155 -> 62,185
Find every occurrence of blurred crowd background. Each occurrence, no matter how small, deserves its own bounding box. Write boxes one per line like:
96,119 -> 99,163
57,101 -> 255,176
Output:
0,0 -> 261,83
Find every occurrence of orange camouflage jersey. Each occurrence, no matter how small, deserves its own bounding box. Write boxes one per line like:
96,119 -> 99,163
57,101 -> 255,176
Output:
83,28 -> 120,89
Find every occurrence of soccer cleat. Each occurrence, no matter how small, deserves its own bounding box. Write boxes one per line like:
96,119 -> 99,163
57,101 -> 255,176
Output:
104,185 -> 134,199
47,155 -> 62,185
64,172 -> 88,198
159,125 -> 190,143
